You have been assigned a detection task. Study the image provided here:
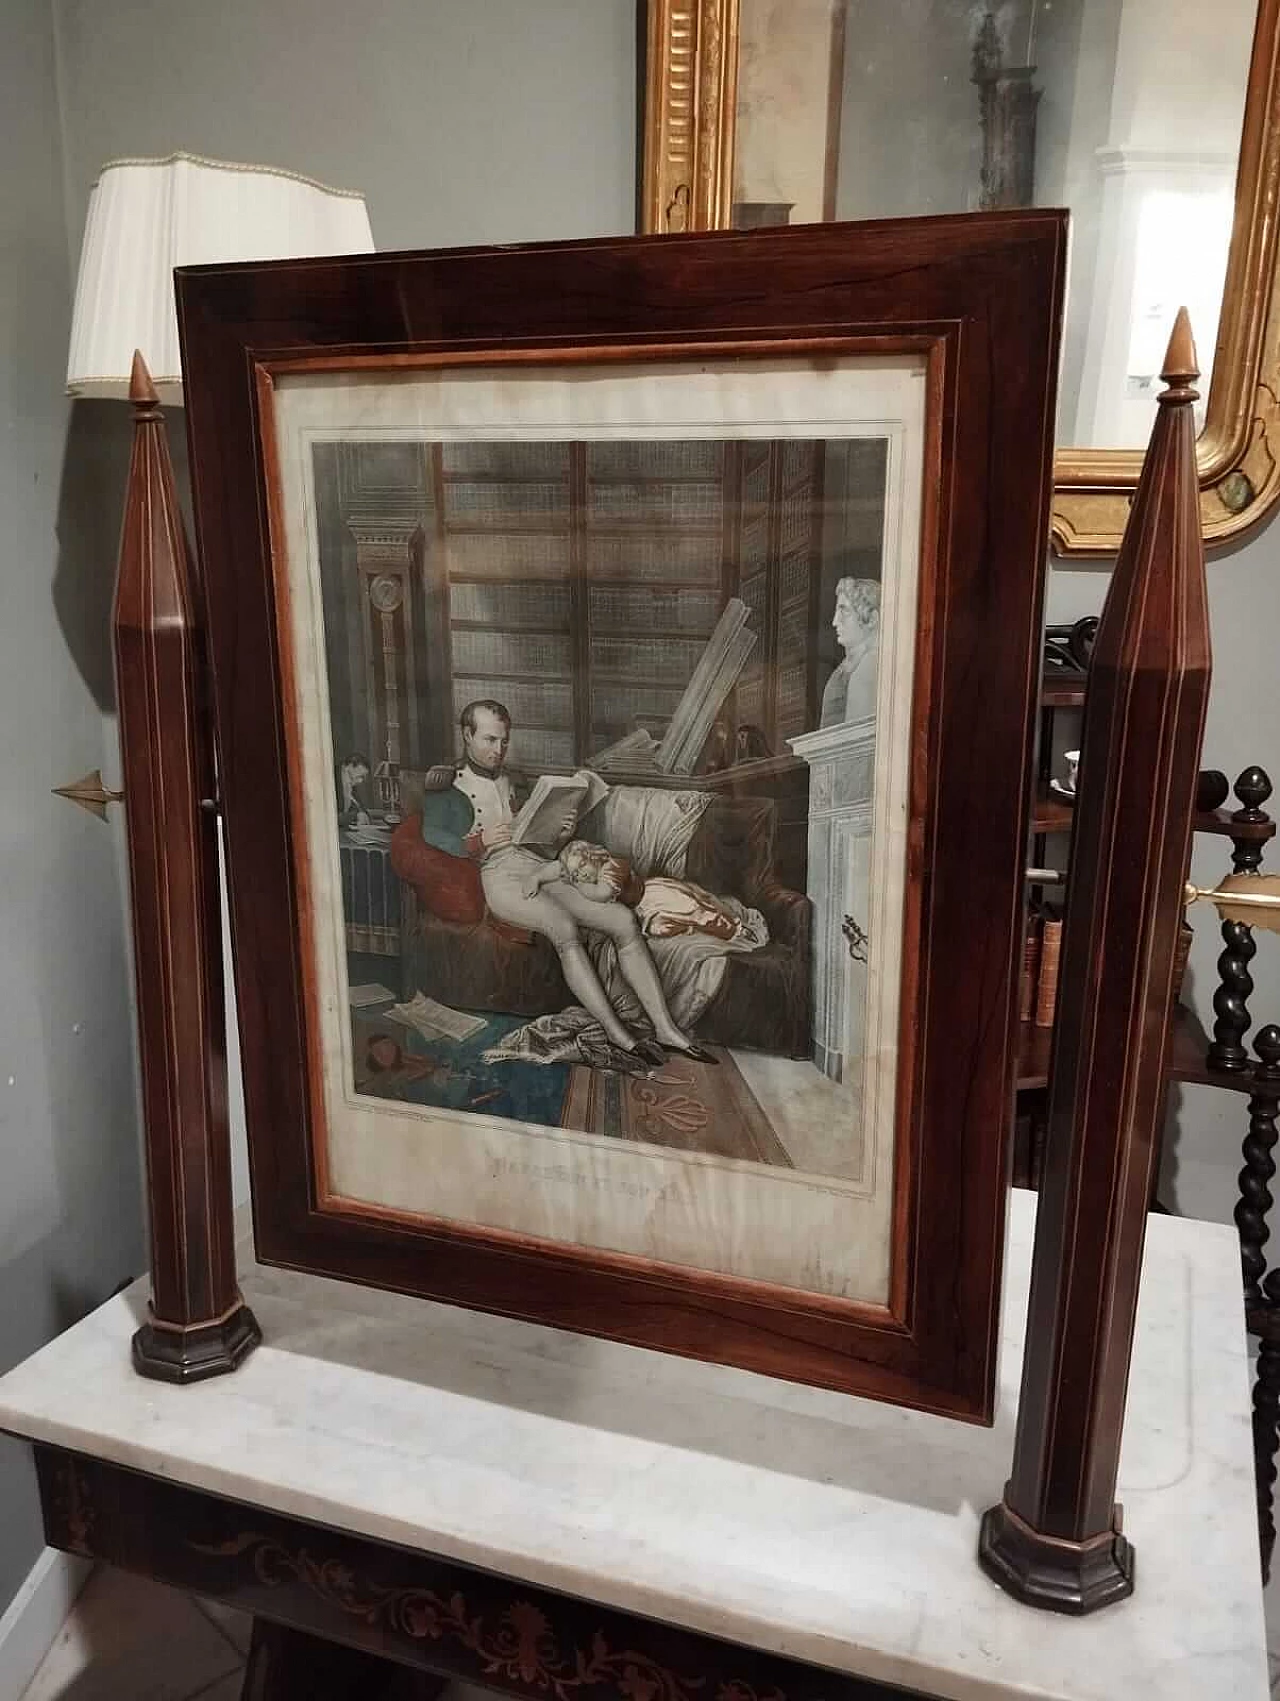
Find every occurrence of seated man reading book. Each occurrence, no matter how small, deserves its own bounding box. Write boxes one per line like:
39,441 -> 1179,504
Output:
418,699 -> 714,1065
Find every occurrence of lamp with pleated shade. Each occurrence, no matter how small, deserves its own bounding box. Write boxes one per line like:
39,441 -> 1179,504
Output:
65,152 -> 375,405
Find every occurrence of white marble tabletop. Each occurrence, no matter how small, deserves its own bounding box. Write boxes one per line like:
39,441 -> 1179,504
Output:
0,1192 -> 1266,1701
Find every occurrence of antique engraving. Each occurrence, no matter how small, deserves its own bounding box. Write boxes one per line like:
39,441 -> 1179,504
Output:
271,358 -> 925,1303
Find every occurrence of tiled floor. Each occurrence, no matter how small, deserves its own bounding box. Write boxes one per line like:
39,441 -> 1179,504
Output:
22,1566 -> 249,1701
20,1564 -> 501,1700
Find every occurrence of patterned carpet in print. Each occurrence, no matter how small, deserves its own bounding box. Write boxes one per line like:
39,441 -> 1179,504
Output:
561,1047 -> 793,1165
352,999 -> 791,1165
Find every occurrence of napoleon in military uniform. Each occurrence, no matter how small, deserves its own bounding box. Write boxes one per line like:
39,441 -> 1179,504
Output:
419,699 -> 709,1064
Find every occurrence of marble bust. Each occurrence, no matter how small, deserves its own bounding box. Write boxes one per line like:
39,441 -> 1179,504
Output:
820,576 -> 880,728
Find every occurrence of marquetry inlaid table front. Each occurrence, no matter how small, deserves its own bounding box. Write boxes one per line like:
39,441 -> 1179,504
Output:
0,1193 -> 1266,1701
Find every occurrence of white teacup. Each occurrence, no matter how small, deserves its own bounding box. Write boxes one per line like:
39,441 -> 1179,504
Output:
1062,749 -> 1080,794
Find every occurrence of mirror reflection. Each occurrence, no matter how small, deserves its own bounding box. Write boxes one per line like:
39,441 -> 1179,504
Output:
731,0 -> 1256,447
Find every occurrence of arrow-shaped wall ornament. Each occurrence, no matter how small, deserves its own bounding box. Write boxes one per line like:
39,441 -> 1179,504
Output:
52,769 -> 123,821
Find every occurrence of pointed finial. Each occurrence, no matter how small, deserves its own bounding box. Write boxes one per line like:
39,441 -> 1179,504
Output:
129,350 -> 160,409
1159,308 -> 1199,404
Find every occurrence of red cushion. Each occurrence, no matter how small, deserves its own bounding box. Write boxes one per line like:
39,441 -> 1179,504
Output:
390,813 -> 485,925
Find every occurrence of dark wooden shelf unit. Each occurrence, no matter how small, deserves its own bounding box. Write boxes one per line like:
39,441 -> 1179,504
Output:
1031,784 -> 1074,834
1194,808 -> 1277,845
1032,779 -> 1280,845
1038,670 -> 1086,709
1015,1004 -> 1250,1095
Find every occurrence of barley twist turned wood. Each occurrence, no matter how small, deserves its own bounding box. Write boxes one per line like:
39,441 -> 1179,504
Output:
1254,1263 -> 1280,1581
1209,769 -> 1272,1072
1237,1028 -> 1280,1309
1215,766 -> 1279,1570
1211,922 -> 1259,1073
1211,768 -> 1273,1061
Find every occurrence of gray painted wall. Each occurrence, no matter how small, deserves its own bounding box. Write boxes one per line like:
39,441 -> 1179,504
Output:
0,0 -> 144,1617
52,0 -> 638,254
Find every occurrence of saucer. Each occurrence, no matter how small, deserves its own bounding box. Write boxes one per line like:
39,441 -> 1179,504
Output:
1049,779 -> 1077,803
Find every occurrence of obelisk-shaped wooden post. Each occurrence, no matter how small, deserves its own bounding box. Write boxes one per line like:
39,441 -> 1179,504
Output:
979,311 -> 1211,1612
113,353 -> 260,1381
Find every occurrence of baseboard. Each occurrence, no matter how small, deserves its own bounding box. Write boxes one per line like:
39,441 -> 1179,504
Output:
0,1548 -> 91,1701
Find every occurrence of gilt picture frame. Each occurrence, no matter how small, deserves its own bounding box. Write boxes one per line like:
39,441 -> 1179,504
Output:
178,214 -> 1065,1421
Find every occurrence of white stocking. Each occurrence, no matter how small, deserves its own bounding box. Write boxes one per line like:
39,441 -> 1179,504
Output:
558,942 -> 635,1049
616,939 -> 690,1049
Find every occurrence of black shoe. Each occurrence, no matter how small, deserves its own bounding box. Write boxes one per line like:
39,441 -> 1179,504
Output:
665,1043 -> 719,1065
632,1039 -> 667,1068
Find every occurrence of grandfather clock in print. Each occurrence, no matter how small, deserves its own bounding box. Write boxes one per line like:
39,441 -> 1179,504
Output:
350,518 -> 426,810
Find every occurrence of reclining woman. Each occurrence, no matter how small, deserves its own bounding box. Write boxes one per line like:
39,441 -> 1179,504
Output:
418,699 -> 715,1066
523,838 -> 745,944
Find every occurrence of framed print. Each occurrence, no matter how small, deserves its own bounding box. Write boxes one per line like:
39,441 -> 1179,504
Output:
178,214 -> 1065,1421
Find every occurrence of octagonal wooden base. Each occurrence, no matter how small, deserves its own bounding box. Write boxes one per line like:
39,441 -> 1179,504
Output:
978,1500 -> 1134,1616
132,1302 -> 261,1384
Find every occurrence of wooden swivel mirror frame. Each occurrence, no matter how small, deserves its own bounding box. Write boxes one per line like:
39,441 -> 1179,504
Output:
104,133 -> 1210,1626
640,0 -> 1280,556
109,242 -> 1210,1617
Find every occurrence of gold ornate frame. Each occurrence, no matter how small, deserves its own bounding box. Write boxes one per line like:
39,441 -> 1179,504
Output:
640,0 -> 1280,556
640,0 -> 740,234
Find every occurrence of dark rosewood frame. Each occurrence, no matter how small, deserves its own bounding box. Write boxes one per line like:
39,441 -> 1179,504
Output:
177,214 -> 1066,1423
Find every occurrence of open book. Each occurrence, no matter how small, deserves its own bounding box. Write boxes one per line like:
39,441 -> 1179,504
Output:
510,768 -> 610,846
385,992 -> 487,1044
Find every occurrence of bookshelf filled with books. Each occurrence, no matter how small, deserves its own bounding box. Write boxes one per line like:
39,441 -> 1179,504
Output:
435,439 -> 579,773
427,437 -> 860,776
322,436 -> 894,805
584,438 -> 727,757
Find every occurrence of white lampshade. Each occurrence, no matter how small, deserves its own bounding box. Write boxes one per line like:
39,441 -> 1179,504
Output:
66,152 -> 375,405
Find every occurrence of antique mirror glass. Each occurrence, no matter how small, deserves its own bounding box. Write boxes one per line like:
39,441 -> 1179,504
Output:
728,0 -> 1251,452
641,0 -> 1279,553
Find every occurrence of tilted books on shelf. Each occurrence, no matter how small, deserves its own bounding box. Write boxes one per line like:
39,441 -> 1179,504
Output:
656,598 -> 757,775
